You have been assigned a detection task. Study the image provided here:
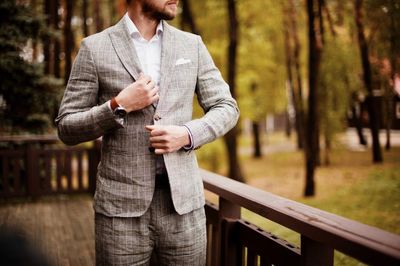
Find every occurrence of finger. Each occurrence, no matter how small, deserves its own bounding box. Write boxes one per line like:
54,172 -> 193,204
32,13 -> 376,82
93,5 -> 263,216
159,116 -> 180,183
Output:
149,86 -> 159,96
146,80 -> 155,90
155,148 -> 167,155
145,125 -> 166,136
150,129 -> 166,137
149,136 -> 167,143
151,143 -> 168,149
138,74 -> 152,85
150,93 -> 160,103
145,125 -> 156,131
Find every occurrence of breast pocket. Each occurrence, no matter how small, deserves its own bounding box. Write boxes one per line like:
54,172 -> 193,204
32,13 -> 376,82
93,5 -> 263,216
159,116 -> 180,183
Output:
173,63 -> 197,91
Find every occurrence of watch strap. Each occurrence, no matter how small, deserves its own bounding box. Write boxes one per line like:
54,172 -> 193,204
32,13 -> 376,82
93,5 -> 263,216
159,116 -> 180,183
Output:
110,97 -> 119,111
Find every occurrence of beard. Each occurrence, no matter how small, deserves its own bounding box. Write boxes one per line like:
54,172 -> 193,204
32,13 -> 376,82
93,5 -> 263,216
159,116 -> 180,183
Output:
142,1 -> 177,21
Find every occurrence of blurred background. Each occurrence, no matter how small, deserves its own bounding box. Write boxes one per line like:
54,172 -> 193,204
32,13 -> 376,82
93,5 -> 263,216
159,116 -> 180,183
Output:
0,0 -> 399,265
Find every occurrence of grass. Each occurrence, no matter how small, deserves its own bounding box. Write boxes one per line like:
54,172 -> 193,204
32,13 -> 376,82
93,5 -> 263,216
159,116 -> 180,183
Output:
200,132 -> 400,266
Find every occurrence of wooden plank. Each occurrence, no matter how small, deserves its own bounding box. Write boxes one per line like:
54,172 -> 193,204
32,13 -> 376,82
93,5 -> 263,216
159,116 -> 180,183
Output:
44,151 -> 52,193
0,195 -> 95,265
2,156 -> 10,194
77,150 -> 83,191
201,169 -> 400,265
65,150 -> 72,192
247,249 -> 257,266
205,201 -> 219,225
211,222 -> 220,266
12,157 -> 21,194
301,235 -> 333,266
236,220 -> 300,265
56,151 -> 63,192
260,256 -> 272,266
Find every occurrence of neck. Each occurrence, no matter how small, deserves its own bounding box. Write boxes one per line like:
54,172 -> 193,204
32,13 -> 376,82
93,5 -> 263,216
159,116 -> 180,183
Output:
127,4 -> 159,41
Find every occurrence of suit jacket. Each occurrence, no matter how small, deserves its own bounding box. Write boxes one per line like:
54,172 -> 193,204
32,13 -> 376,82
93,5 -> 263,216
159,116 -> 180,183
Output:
55,18 -> 239,217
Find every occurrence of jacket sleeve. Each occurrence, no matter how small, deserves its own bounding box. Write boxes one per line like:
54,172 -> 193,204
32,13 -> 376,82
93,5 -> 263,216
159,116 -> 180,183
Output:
184,36 -> 239,149
55,39 -> 123,146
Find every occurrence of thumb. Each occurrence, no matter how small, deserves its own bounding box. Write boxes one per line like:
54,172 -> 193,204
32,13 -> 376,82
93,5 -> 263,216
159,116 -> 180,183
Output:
145,125 -> 156,131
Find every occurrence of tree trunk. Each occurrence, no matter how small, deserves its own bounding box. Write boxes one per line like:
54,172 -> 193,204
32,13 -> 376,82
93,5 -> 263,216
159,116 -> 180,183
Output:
43,0 -> 53,74
31,0 -> 39,62
323,132 -> 331,166
252,122 -> 262,158
352,104 -> 368,145
305,0 -> 323,197
225,0 -> 244,182
93,0 -> 104,33
53,0 -> 60,78
288,0 -> 306,150
64,0 -> 74,85
82,0 -> 89,37
181,0 -> 199,34
354,0 -> 383,163
285,110 -> 292,137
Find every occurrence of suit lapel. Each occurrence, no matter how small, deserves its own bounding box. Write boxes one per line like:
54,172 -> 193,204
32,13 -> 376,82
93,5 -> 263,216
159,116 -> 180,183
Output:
109,18 -> 142,81
157,21 -> 177,111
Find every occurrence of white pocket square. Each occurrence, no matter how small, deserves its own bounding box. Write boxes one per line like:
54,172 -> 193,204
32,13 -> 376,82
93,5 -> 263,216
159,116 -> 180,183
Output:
175,58 -> 191,66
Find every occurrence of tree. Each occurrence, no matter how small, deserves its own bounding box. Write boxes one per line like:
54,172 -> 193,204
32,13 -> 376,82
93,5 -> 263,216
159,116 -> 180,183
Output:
304,0 -> 323,196
82,0 -> 89,37
225,0 -> 245,182
93,0 -> 104,33
64,0 -> 74,85
284,0 -> 306,150
354,0 -> 383,163
0,0 -> 61,133
181,0 -> 199,34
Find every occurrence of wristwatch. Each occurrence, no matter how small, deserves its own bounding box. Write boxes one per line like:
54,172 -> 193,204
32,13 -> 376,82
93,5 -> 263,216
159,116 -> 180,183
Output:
110,97 -> 127,118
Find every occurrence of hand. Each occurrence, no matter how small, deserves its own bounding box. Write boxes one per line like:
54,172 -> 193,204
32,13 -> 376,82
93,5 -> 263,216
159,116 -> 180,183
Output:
115,73 -> 159,113
145,125 -> 190,154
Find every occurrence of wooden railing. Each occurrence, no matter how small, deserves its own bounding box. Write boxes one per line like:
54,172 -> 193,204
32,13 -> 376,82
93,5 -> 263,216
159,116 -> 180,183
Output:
0,135 -> 99,198
1,136 -> 399,265
202,170 -> 400,266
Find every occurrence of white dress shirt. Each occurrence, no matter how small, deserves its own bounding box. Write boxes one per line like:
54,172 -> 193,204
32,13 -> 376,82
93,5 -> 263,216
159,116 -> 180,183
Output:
124,13 -> 163,87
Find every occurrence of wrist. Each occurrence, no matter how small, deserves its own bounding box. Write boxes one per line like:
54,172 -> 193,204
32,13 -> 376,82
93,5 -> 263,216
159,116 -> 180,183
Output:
181,126 -> 190,147
114,95 -> 131,113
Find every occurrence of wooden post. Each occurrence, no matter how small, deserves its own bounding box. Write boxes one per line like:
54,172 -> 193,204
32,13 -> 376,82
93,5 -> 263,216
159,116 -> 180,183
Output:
301,235 -> 333,266
219,197 -> 241,266
26,143 -> 39,197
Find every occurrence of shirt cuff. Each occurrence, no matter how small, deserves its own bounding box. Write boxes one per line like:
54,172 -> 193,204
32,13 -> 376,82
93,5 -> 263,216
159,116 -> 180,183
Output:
182,125 -> 194,150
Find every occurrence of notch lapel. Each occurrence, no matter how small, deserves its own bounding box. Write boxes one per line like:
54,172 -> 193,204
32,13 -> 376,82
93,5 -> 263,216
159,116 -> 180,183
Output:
157,21 -> 177,111
109,18 -> 142,81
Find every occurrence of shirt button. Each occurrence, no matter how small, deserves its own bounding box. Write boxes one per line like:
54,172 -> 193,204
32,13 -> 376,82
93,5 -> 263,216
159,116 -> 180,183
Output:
153,114 -> 161,121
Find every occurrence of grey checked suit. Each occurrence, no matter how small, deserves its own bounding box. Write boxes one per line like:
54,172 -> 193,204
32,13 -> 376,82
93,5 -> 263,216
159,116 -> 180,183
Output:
56,16 -> 238,264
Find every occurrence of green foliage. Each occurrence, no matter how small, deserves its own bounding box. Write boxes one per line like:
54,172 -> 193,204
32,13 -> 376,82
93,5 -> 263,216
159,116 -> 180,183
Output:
237,0 -> 287,121
319,35 -> 362,143
0,0 -> 62,134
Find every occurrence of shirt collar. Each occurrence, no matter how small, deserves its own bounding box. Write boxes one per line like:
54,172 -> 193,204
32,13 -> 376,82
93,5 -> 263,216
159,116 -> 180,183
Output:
124,13 -> 163,40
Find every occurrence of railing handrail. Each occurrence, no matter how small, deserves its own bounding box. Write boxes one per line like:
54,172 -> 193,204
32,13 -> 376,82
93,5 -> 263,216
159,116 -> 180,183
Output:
201,169 -> 400,264
0,134 -> 59,143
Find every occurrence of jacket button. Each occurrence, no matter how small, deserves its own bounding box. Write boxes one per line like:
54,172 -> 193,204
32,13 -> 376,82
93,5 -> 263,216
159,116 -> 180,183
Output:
153,114 -> 161,121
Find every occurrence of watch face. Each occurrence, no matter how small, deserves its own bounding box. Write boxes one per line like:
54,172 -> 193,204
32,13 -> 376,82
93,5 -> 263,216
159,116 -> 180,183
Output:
115,107 -> 127,117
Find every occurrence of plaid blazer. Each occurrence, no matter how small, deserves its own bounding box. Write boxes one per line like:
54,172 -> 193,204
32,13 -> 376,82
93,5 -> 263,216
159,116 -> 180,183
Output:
55,18 -> 239,217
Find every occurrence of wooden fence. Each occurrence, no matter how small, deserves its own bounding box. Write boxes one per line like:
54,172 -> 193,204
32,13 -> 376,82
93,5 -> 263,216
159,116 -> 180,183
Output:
0,135 -> 99,197
202,170 -> 400,266
0,136 -> 399,265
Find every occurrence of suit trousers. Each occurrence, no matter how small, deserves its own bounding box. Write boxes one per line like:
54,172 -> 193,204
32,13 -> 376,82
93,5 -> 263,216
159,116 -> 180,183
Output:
95,181 -> 207,266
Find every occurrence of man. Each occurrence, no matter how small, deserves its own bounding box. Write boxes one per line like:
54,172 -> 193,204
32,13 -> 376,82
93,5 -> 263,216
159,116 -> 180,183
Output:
55,0 -> 239,265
